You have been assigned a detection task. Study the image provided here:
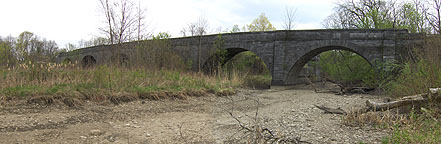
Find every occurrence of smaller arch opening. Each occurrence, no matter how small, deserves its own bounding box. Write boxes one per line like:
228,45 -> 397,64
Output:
82,55 -> 96,68
62,58 -> 72,64
202,48 -> 247,74
203,48 -> 271,89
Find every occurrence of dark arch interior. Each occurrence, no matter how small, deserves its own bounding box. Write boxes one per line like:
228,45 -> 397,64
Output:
203,48 -> 271,88
202,48 -> 248,74
82,55 -> 96,68
111,53 -> 129,66
287,46 -> 371,84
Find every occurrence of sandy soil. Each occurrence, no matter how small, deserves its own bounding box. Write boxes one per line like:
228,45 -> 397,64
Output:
0,84 -> 389,143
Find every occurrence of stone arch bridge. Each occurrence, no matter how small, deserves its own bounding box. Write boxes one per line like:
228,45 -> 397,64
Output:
57,29 -> 421,85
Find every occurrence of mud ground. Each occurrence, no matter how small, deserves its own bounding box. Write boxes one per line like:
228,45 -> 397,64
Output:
0,84 -> 389,143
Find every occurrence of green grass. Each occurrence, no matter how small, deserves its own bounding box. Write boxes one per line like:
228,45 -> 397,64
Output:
382,109 -> 441,144
45,83 -> 69,95
1,85 -> 41,97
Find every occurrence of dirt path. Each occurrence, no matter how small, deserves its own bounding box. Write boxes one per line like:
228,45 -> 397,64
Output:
0,85 -> 388,143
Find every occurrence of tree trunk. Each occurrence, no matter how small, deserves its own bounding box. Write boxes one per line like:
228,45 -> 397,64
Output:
365,94 -> 428,111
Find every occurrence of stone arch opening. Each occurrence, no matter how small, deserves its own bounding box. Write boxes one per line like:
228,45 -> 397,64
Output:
202,48 -> 247,74
82,55 -> 96,68
110,53 -> 129,66
286,46 -> 372,85
62,58 -> 72,64
203,48 -> 272,88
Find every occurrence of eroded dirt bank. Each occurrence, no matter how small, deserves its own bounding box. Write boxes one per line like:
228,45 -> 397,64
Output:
0,85 -> 388,143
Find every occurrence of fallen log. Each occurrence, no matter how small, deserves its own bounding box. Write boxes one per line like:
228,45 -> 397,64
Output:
314,105 -> 347,115
314,88 -> 441,115
365,88 -> 441,111
322,78 -> 375,95
305,76 -> 349,94
366,94 -> 428,111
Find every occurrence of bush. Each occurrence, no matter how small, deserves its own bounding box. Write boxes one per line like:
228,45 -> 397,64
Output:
316,50 -> 374,86
380,36 -> 441,143
385,36 -> 441,97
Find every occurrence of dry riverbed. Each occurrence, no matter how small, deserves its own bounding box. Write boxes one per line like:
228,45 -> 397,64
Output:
0,84 -> 389,143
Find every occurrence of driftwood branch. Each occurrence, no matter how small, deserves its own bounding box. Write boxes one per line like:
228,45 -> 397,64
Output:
310,77 -> 374,95
315,88 -> 441,115
366,94 -> 428,111
226,96 -> 307,143
366,88 -> 441,111
304,76 -> 320,93
304,76 -> 341,94
314,105 -> 347,115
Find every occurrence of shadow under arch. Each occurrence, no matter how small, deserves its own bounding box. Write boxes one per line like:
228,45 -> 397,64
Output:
286,46 -> 372,85
202,47 -> 272,88
202,48 -> 266,74
82,55 -> 96,68
202,48 -> 247,74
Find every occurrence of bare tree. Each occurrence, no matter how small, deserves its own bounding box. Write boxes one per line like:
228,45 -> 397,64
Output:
98,0 -> 146,44
178,17 -> 209,70
283,6 -> 297,30
180,17 -> 210,71
135,1 -> 149,40
115,0 -> 136,44
181,23 -> 197,37
65,43 -> 77,51
195,17 -> 209,36
196,17 -> 209,71
413,0 -> 431,33
180,28 -> 187,37
181,17 -> 208,37
426,0 -> 441,34
98,0 -> 115,44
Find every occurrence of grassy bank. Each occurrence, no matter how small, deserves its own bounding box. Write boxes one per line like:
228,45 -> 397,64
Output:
382,108 -> 441,143
0,62 -> 242,106
340,36 -> 441,143
380,36 -> 441,143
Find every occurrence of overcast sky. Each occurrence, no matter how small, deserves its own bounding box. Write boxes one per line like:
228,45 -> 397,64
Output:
0,0 -> 338,48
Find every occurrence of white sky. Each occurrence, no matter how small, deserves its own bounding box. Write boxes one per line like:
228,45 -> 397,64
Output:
0,0 -> 338,48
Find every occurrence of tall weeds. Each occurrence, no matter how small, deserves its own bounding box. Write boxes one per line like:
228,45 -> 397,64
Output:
387,35 -> 441,97
0,61 -> 240,102
375,35 -> 441,143
0,33 -> 269,104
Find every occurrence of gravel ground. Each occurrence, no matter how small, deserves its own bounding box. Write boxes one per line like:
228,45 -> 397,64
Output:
0,84 -> 389,143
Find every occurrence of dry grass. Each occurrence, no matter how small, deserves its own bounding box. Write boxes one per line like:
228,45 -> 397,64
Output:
382,106 -> 441,143
376,35 -> 441,143
0,61 -> 243,106
342,106 -> 410,128
343,106 -> 441,143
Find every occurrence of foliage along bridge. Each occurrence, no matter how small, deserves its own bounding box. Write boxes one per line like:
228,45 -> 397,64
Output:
57,29 -> 421,85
